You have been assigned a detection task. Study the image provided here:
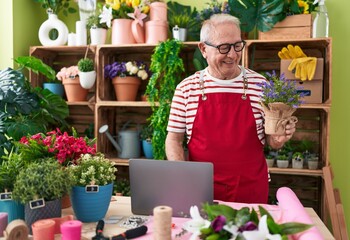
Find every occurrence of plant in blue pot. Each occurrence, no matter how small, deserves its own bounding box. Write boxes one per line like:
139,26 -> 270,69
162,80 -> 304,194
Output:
140,123 -> 154,159
68,153 -> 117,222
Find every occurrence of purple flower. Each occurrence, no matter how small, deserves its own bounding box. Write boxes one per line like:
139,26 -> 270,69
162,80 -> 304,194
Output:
238,221 -> 258,232
211,215 -> 226,232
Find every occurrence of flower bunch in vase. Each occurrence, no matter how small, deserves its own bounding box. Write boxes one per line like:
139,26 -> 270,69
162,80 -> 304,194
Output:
17,128 -> 96,166
259,71 -> 305,135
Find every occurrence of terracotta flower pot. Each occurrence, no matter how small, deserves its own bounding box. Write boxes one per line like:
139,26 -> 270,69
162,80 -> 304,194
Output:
111,19 -> 136,44
112,76 -> 141,101
62,76 -> 89,102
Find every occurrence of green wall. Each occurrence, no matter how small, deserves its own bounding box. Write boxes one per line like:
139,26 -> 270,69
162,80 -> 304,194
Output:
1,0 -> 350,235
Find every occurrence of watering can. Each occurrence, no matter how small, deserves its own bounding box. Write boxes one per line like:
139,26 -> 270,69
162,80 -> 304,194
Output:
99,123 -> 141,159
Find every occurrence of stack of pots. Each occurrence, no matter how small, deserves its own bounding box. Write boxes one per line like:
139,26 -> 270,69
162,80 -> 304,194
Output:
146,2 -> 168,44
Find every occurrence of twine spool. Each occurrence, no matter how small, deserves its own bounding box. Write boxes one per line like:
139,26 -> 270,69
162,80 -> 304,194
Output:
3,219 -> 29,240
32,219 -> 55,240
153,205 -> 172,240
60,220 -> 82,240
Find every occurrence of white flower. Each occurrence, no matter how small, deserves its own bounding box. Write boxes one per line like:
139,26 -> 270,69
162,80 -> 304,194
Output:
125,61 -> 133,72
137,69 -> 148,80
223,224 -> 239,239
130,66 -> 139,75
182,206 -> 210,240
242,215 -> 282,240
99,6 -> 113,28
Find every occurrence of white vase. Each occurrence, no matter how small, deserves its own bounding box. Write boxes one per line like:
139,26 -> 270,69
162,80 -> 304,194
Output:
79,71 -> 96,89
38,13 -> 68,46
266,158 -> 275,168
90,28 -> 107,45
78,0 -> 96,22
292,158 -> 304,169
277,160 -> 289,168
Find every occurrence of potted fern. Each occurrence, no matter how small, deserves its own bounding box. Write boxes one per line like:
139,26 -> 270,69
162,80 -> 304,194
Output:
11,159 -> 71,232
78,52 -> 96,90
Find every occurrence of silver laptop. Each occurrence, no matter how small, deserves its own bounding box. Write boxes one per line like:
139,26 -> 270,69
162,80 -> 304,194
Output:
129,159 -> 214,217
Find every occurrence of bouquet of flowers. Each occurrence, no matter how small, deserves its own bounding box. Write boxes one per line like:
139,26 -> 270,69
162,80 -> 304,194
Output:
17,128 -> 96,166
196,0 -> 230,22
56,66 -> 79,81
68,153 -> 116,186
181,204 -> 312,240
285,0 -> 318,15
104,61 -> 149,80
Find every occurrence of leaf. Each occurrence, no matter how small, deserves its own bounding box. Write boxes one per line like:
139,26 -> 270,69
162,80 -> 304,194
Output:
228,0 -> 285,33
14,56 -> 56,82
203,203 -> 237,221
279,222 -> 313,235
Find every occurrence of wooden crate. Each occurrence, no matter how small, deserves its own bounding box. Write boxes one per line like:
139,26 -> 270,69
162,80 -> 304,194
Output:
269,174 -> 323,215
243,38 -> 332,104
258,14 -> 312,40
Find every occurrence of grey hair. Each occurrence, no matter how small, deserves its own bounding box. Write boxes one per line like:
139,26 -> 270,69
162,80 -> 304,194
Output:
200,14 -> 241,42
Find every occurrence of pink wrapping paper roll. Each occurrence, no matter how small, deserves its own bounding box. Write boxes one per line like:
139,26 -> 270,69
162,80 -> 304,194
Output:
60,220 -> 82,240
276,187 -> 323,240
0,212 -> 8,237
32,219 -> 55,240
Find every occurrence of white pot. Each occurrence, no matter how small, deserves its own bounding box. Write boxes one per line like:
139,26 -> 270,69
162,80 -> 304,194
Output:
308,157 -> 319,170
266,158 -> 275,168
172,26 -> 187,41
277,160 -> 289,168
79,71 -> 96,89
90,28 -> 107,45
292,158 -> 304,169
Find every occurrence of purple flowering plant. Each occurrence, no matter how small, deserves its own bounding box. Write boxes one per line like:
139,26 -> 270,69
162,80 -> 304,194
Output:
196,0 -> 231,22
104,61 -> 149,80
259,71 -> 305,108
189,203 -> 312,240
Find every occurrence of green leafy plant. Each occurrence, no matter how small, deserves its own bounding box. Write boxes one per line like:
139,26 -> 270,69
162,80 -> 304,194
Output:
277,153 -> 289,160
12,159 -> 71,204
145,39 -> 185,159
167,1 -> 200,40
140,123 -> 153,141
68,153 -> 116,186
0,64 -> 69,157
113,178 -> 130,196
86,13 -> 109,29
78,58 -> 94,72
292,151 -> 304,161
33,0 -> 77,16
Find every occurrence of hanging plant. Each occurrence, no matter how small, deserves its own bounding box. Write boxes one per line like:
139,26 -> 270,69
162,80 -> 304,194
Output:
145,39 -> 185,160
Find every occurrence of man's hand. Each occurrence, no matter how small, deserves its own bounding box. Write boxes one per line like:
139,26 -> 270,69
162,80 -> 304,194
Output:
268,121 -> 296,149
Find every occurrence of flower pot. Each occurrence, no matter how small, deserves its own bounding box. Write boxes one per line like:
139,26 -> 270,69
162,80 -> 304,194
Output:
172,26 -> 187,41
262,102 -> 298,135
266,158 -> 274,168
149,2 -> 167,21
61,194 -> 71,209
112,76 -> 141,101
90,27 -> 107,45
24,199 -> 61,234
0,200 -> 24,223
79,71 -> 96,89
70,183 -> 113,222
38,13 -> 68,46
62,76 -> 89,102
142,139 -> 154,159
308,158 -> 319,170
43,82 -> 65,97
111,19 -> 136,44
145,20 -> 168,44
276,160 -> 289,168
292,158 -> 304,169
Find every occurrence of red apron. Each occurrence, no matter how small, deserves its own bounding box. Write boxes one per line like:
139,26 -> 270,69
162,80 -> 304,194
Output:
188,90 -> 268,203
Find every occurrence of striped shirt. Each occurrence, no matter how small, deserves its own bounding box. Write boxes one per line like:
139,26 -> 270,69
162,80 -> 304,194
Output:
167,67 -> 267,145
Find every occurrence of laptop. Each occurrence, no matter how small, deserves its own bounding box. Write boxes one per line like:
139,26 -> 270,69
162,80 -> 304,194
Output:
129,159 -> 214,217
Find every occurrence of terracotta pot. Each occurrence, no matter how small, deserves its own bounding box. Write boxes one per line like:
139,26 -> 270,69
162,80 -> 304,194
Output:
149,2 -> 167,21
61,194 -> 71,209
112,76 -> 141,101
62,76 -> 89,102
145,20 -> 168,44
111,19 -> 136,44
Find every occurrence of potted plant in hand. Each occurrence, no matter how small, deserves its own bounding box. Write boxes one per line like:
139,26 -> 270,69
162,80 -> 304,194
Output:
11,159 -> 71,232
140,123 -> 154,159
78,56 -> 96,90
259,71 -> 304,135
68,153 -> 116,222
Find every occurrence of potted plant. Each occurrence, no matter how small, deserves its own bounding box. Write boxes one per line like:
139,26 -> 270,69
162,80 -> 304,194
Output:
68,153 -> 116,222
57,65 -> 88,102
292,151 -> 304,169
12,159 -> 71,232
78,56 -> 96,90
86,13 -> 109,45
276,153 -> 289,168
145,39 -> 185,159
259,71 -> 304,135
265,153 -> 275,168
104,61 -> 149,101
167,1 -> 200,41
113,178 -> 130,196
307,154 -> 319,170
140,123 -> 154,159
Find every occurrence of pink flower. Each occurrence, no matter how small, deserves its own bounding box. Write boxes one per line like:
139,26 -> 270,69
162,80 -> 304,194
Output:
56,66 -> 79,81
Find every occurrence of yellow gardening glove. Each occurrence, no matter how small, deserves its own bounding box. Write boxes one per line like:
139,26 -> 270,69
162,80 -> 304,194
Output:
278,45 -> 307,59
288,57 -> 317,81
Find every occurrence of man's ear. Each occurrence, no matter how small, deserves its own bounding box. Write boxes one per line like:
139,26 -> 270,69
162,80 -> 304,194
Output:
198,42 -> 207,59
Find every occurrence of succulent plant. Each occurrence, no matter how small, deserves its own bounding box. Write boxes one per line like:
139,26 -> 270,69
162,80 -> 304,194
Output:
78,58 -> 94,72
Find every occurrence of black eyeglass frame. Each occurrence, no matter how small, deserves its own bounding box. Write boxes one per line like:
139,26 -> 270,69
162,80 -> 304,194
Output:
204,40 -> 246,54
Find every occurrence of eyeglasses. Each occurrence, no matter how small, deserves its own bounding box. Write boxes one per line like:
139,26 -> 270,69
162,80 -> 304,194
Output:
204,41 -> 246,54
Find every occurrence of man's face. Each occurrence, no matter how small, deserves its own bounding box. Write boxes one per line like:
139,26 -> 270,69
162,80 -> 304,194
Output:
199,22 -> 243,79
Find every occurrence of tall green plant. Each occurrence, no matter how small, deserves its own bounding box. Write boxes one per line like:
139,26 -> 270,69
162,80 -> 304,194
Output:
146,39 -> 185,159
